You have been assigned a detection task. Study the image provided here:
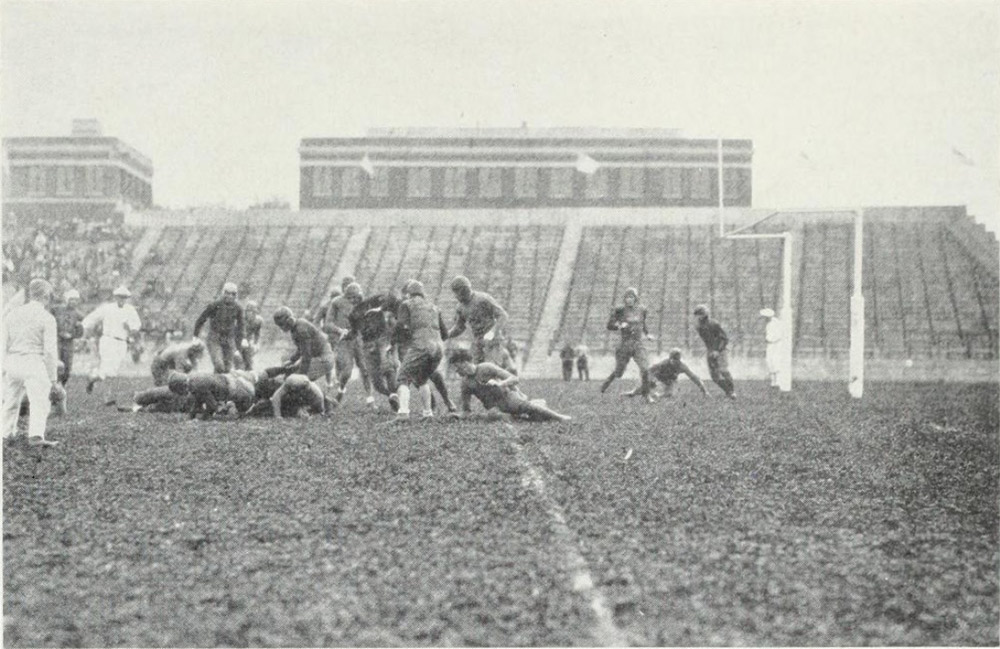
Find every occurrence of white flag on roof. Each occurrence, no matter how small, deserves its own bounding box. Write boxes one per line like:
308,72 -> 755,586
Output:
575,152 -> 599,175
360,153 -> 375,176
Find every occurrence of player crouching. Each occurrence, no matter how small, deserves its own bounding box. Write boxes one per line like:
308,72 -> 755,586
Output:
449,349 -> 571,423
623,348 -> 709,400
243,368 -> 327,419
167,371 -> 257,420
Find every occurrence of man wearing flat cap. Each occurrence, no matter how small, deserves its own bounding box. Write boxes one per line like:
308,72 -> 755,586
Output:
83,285 -> 142,396
760,308 -> 785,389
193,282 -> 248,374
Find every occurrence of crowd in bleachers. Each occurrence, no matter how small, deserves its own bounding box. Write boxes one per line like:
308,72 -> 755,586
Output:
2,218 -> 132,302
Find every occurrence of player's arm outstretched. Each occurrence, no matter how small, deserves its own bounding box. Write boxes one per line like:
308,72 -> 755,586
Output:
680,360 -> 710,395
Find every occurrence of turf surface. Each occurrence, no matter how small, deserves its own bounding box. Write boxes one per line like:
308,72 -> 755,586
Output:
4,377 -> 998,646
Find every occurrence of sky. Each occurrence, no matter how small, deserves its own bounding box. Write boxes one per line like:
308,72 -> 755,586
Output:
3,0 -> 998,231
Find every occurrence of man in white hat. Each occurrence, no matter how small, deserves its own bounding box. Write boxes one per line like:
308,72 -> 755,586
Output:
760,308 -> 785,388
83,286 -> 142,395
2,278 -> 60,446
193,282 -> 247,373
50,288 -> 84,387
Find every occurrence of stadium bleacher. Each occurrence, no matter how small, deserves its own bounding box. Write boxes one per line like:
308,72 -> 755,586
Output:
6,207 -> 996,363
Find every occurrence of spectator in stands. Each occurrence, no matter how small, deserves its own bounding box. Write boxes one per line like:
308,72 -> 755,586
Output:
193,282 -> 248,373
2,278 -> 60,447
600,288 -> 654,402
694,304 -> 736,399
446,275 -> 517,374
560,342 -> 576,381
761,308 -> 786,389
624,349 -> 708,400
50,288 -> 85,387
84,286 -> 142,398
576,339 -> 590,381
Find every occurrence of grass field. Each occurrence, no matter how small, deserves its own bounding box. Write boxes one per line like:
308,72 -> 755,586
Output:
4,377 -> 998,646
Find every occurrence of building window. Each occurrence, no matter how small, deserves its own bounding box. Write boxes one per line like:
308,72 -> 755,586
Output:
312,167 -> 333,197
85,166 -> 104,196
691,167 -> 713,200
407,167 -> 432,198
723,167 -> 747,202
443,168 -> 466,198
479,168 -> 502,198
662,168 -> 683,199
28,166 -> 47,196
370,167 -> 390,198
549,168 -> 573,199
342,168 -> 362,198
514,168 -> 538,198
584,168 -> 608,199
55,167 -> 76,195
619,168 -> 644,199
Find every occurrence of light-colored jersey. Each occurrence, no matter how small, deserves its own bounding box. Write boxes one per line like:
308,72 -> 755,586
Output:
2,301 -> 58,382
84,302 -> 141,341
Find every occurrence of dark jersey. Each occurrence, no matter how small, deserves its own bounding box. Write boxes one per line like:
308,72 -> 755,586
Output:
348,294 -> 401,343
50,304 -> 84,342
460,362 -> 520,411
607,305 -> 648,343
245,314 -> 263,344
287,318 -> 334,375
696,319 -> 729,352
560,344 -> 576,361
648,357 -> 703,388
395,295 -> 447,350
194,299 -> 245,340
450,291 -> 507,339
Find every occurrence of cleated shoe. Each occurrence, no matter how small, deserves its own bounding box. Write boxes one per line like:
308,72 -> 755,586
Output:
28,437 -> 58,448
86,378 -> 96,394
388,394 -> 400,412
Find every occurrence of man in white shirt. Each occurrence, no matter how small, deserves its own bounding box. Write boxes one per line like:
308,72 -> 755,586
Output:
2,278 -> 60,446
761,308 -> 785,388
83,286 -> 142,395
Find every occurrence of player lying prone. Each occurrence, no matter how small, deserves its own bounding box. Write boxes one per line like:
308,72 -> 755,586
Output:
449,350 -> 571,423
242,366 -> 327,419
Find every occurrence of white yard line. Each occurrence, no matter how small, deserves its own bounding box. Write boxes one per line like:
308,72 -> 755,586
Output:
502,424 -> 629,647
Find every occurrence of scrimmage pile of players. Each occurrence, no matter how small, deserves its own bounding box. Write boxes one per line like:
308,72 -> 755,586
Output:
56,274 -> 743,425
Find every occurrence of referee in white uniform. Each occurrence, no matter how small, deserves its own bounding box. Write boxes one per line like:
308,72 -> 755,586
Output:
83,286 -> 142,395
2,278 -> 59,446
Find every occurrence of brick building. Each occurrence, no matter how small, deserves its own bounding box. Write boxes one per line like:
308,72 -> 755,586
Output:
3,119 -> 153,227
300,128 -> 752,210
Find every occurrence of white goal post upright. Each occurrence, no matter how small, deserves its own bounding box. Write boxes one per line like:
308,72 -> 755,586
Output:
849,208 -> 865,399
717,139 -> 793,391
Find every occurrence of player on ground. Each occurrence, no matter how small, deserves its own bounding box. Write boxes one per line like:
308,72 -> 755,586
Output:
600,287 -> 654,401
694,304 -> 736,399
193,282 -> 248,373
319,282 -> 374,404
150,338 -> 205,386
272,306 -> 336,413
623,348 -> 709,399
167,371 -> 257,420
243,369 -> 327,419
761,308 -> 785,389
446,275 -> 517,374
449,349 -> 571,422
392,280 -> 447,421
84,286 -> 142,396
50,288 -> 84,387
240,300 -> 264,370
